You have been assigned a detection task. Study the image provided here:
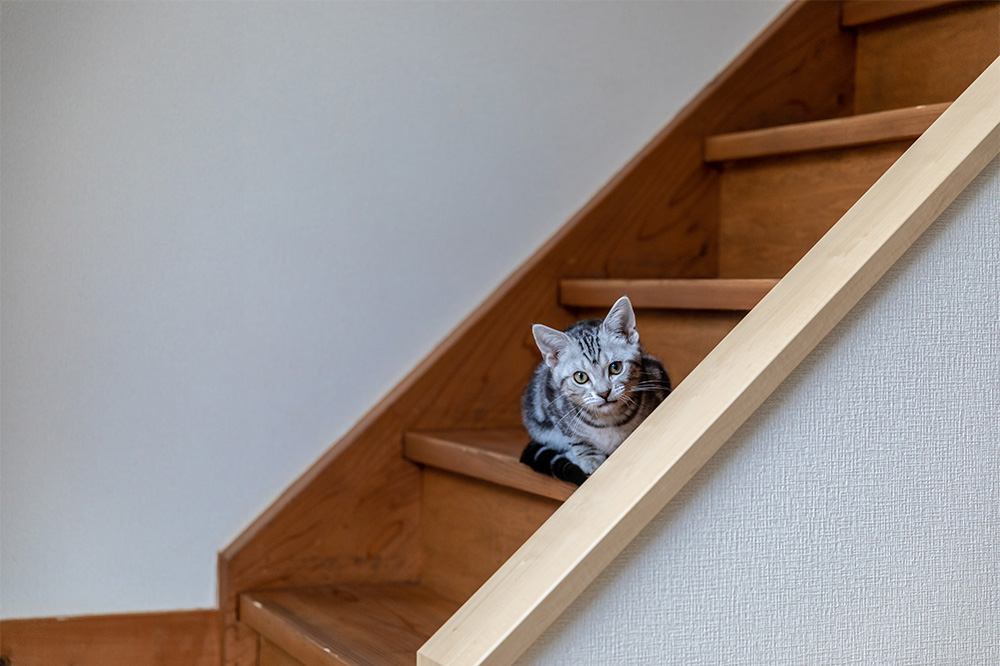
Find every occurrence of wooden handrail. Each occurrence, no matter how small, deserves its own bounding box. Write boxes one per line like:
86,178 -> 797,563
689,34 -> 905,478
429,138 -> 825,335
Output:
418,56 -> 1000,666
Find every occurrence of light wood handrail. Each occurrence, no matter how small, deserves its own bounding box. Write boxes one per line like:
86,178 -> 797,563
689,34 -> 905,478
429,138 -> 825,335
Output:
418,56 -> 1000,666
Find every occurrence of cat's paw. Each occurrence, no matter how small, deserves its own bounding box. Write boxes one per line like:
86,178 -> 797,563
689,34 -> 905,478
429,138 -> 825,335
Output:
550,457 -> 589,486
570,444 -> 607,476
520,441 -> 590,486
574,454 -> 604,475
557,447 -> 606,485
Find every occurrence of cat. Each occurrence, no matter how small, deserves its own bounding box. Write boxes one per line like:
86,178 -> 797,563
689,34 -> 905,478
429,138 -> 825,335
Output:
520,295 -> 671,485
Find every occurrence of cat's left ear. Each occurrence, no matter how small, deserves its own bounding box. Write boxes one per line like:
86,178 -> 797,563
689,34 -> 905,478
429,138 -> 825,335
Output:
603,296 -> 639,344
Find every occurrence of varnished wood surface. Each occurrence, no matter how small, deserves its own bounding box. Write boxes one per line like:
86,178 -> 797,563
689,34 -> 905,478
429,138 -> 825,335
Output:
261,638 -> 307,666
405,429 -> 576,502
704,103 -> 949,162
634,310 -> 748,384
219,4 -> 857,663
420,470 -> 562,605
841,0 -> 975,27
218,421 -> 423,666
242,585 -> 460,666
0,610 -> 218,666
854,1 -> 1000,112
418,55 -> 1000,666
560,278 -> 778,311
718,141 -> 911,278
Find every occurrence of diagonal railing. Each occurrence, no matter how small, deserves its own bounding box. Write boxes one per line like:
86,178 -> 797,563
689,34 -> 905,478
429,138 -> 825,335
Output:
418,55 -> 1000,666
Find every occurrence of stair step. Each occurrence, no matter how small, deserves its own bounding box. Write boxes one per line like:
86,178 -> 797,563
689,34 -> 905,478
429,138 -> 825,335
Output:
242,584 -> 461,666
704,103 -> 949,162
840,0 -> 972,27
560,278 -> 778,311
404,429 -> 576,501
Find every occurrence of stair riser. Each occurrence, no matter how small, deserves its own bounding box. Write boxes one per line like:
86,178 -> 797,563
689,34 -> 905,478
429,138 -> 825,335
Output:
260,638 -> 305,666
420,470 -> 560,604
717,140 -> 910,278
853,2 -> 1000,113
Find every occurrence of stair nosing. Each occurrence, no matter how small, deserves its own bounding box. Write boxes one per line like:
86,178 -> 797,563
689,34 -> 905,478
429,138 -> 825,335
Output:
704,103 -> 950,163
560,278 -> 779,311
243,584 -> 459,666
405,429 -> 576,502
242,591 -> 352,666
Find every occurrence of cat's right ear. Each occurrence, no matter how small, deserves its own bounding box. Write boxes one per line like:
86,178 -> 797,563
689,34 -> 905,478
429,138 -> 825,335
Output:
533,324 -> 570,368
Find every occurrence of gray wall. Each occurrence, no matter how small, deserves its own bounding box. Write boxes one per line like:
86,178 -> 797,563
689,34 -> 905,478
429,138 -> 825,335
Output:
0,2 -> 788,618
519,157 -> 1000,664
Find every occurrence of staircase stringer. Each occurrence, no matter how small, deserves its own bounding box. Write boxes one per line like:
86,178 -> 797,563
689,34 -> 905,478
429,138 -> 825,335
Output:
218,2 -> 855,664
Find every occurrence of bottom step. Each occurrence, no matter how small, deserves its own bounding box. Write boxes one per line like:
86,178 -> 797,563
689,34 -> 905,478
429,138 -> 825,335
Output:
241,584 -> 461,666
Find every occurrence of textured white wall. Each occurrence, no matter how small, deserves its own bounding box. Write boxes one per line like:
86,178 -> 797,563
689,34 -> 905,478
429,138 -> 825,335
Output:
518,157 -> 1000,665
0,2 -> 789,618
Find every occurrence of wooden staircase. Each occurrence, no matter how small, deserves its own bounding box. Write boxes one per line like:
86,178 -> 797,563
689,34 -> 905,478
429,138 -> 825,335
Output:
219,2 -> 1000,665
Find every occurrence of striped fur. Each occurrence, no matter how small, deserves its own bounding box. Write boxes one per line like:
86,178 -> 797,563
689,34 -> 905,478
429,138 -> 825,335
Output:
520,296 -> 671,485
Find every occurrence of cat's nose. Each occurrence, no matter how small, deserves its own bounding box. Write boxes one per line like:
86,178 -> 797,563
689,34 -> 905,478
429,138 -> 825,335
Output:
598,389 -> 611,400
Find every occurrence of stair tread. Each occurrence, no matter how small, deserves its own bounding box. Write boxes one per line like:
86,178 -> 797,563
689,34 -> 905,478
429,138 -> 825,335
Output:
242,583 -> 461,666
841,0 -> 976,27
560,278 -> 778,311
704,103 -> 949,162
405,429 -> 576,501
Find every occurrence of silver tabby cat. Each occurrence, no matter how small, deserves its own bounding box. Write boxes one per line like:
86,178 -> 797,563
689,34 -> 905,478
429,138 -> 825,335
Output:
520,296 -> 671,485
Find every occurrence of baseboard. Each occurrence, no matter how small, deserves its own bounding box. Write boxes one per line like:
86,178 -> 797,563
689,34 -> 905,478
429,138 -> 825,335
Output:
0,609 -> 219,666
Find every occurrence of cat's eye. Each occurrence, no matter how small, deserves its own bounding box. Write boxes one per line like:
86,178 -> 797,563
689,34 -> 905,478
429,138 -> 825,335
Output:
573,371 -> 589,384
609,361 -> 623,375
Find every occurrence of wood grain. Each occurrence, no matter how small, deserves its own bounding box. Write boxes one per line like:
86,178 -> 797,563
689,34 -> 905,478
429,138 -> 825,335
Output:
854,1 -> 1000,112
420,470 -> 561,605
718,141 -> 911,278
218,418 -> 423,666
242,585 -> 460,666
417,55 -> 1000,666
704,103 -> 949,162
841,0 -> 974,27
261,638 -> 307,666
405,429 -> 576,502
220,2 -> 856,663
635,310 -> 749,384
0,610 -> 218,666
560,278 -> 778,311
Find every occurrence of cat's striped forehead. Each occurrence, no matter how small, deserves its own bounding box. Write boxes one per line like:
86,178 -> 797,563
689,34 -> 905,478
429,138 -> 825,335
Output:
564,320 -> 636,365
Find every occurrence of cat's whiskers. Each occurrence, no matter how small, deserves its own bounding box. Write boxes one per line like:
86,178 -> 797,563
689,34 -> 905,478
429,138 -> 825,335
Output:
628,381 -> 670,394
553,404 -> 586,432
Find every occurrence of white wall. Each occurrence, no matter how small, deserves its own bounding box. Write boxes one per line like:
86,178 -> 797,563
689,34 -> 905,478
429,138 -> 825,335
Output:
0,2 -> 788,619
518,157 -> 1000,665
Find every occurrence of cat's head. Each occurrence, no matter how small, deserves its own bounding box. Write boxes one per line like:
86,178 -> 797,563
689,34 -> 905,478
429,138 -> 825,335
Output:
532,296 -> 642,411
